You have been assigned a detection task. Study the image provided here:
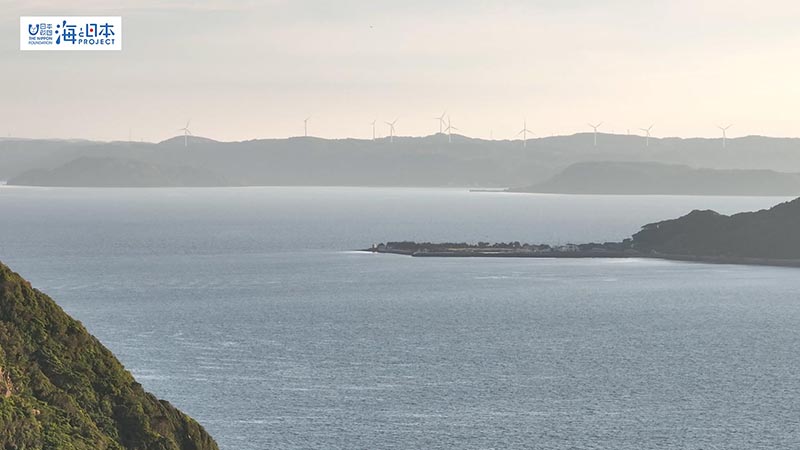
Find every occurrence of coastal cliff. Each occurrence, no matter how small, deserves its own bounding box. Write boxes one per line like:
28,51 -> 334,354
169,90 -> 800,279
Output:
0,262 -> 218,450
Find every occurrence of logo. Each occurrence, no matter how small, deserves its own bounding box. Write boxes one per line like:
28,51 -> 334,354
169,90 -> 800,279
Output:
20,16 -> 122,51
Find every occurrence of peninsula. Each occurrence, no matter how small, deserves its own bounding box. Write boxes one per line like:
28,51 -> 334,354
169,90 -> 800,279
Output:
508,161 -> 800,196
367,197 -> 800,268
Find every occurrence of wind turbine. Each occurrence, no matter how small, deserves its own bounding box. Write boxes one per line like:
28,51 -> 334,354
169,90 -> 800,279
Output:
385,118 -> 398,143
718,124 -> 732,148
588,122 -> 603,147
516,119 -> 535,148
370,120 -> 376,140
178,120 -> 192,147
445,116 -> 459,143
639,124 -> 654,147
434,111 -> 447,134
304,117 -> 311,137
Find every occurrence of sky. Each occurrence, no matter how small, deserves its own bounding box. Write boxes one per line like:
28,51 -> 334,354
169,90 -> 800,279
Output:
2,0 -> 800,142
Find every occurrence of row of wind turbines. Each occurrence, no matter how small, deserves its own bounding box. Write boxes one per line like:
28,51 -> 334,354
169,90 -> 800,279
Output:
177,117 -> 736,149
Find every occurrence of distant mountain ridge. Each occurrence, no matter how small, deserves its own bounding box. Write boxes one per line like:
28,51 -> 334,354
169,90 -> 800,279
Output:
9,156 -> 229,187
0,261 -> 218,449
510,161 -> 800,196
4,133 -> 800,188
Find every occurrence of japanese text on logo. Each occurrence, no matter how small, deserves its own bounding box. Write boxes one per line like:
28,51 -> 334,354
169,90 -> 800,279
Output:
21,17 -> 122,51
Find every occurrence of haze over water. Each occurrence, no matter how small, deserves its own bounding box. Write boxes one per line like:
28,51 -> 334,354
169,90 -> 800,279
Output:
1,187 -> 798,449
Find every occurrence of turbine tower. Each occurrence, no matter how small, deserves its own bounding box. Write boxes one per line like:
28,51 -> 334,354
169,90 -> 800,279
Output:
178,120 -> 192,147
718,124 -> 732,149
588,122 -> 603,147
516,119 -> 535,148
445,116 -> 459,144
434,111 -> 447,134
370,120 -> 376,140
304,117 -> 311,137
639,124 -> 654,147
385,118 -> 398,143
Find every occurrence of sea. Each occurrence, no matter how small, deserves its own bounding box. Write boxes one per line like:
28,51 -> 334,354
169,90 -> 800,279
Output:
1,186 -> 799,449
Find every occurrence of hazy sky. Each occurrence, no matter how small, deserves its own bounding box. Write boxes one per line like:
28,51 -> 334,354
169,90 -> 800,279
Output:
3,0 -> 800,141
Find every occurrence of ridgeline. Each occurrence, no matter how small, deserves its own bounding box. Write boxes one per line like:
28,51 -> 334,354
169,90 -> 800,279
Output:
6,133 -> 800,189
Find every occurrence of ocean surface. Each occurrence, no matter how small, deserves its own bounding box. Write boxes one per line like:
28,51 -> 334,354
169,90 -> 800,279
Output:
1,187 -> 799,449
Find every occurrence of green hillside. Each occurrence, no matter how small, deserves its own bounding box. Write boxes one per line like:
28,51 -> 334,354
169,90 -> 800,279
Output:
0,262 -> 218,450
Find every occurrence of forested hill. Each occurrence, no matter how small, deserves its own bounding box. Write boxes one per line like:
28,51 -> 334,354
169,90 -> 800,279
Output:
632,197 -> 800,259
0,262 -> 218,449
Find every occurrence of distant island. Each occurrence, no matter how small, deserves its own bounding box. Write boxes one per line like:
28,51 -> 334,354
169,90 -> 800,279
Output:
8,156 -> 229,188
0,261 -> 218,449
368,197 -> 800,268
509,161 -> 800,196
6,133 -> 800,190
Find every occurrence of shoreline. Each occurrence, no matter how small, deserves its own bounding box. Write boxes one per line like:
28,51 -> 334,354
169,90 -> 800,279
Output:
366,247 -> 800,269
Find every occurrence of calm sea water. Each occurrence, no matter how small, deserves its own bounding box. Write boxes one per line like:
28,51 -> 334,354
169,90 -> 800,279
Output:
1,187 -> 799,449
